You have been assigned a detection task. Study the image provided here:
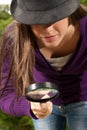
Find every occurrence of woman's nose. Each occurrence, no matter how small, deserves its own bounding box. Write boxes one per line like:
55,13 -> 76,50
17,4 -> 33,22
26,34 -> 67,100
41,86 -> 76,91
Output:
42,24 -> 53,31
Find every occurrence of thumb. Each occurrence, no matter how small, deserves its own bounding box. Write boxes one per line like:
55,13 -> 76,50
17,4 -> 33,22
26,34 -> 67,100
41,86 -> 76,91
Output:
40,101 -> 52,109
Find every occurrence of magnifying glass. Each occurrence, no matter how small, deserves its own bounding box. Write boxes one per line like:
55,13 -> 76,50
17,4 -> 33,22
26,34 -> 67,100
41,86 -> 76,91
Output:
25,82 -> 59,102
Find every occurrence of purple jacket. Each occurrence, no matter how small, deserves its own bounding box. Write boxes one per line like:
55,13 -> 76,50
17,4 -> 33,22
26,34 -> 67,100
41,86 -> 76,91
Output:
1,16 -> 87,118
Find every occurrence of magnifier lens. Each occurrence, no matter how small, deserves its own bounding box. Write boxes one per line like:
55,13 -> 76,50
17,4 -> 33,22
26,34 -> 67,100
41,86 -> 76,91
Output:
26,88 -> 58,100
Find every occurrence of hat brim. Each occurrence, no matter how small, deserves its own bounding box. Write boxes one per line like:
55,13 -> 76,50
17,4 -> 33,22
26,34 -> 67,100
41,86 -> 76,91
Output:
10,0 -> 80,25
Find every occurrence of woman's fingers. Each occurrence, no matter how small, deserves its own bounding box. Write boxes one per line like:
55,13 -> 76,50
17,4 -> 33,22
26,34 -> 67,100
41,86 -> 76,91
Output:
30,101 -> 53,118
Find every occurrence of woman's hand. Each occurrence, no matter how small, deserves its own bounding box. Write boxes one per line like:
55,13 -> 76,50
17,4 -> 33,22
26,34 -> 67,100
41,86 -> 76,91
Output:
30,101 -> 53,119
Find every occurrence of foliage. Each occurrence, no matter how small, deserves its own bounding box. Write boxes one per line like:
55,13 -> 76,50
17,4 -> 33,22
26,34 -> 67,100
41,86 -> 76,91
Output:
80,0 -> 87,4
0,11 -> 13,36
0,110 -> 34,130
0,17 -> 13,36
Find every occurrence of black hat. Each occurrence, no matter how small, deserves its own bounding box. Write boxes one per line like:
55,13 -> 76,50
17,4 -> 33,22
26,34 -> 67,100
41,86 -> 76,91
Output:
10,0 -> 80,25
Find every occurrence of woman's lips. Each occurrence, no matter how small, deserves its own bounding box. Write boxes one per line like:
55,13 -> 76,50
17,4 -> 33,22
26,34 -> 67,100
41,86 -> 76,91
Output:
41,34 -> 58,42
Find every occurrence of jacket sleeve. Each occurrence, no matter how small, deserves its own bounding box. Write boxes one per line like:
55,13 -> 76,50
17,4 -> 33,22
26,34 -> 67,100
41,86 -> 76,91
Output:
0,21 -> 35,118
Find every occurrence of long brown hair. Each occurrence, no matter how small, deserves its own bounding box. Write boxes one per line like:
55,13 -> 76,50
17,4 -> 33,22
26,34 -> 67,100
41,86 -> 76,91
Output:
0,5 -> 87,96
0,21 -> 36,96
13,22 -> 36,95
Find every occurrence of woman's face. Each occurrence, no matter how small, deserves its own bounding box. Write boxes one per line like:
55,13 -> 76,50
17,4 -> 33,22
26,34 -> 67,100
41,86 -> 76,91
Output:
31,18 -> 69,49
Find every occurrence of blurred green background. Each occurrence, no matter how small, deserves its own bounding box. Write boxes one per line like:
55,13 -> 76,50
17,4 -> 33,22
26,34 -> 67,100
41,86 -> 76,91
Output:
0,0 -> 87,130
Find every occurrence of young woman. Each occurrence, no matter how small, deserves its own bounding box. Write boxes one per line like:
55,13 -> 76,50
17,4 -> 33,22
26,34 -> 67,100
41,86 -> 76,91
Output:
0,0 -> 87,130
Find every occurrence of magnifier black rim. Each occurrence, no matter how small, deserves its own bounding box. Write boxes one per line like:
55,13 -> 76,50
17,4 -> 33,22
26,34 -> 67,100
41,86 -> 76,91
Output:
25,82 -> 58,94
25,82 -> 59,102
